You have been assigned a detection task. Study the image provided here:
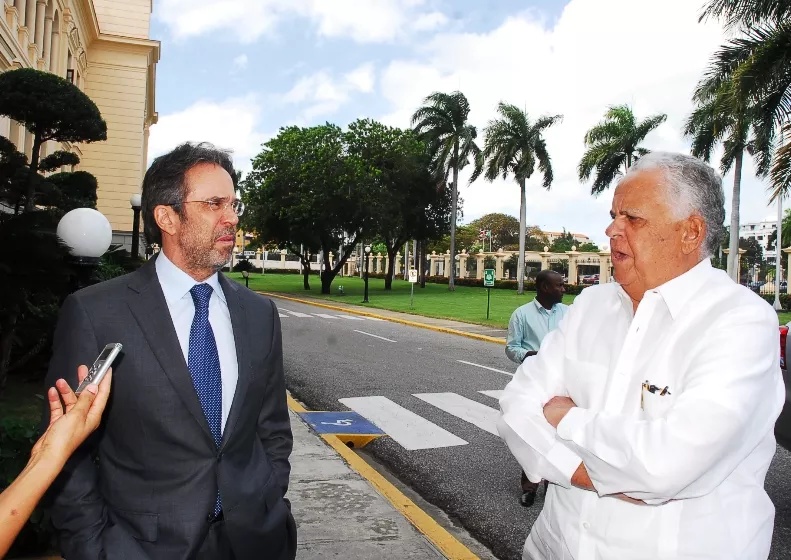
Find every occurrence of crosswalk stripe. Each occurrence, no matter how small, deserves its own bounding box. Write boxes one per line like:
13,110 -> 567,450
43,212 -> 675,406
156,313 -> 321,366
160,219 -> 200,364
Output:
413,393 -> 500,436
313,313 -> 339,319
339,396 -> 468,450
336,314 -> 364,320
479,390 -> 504,401
279,314 -> 288,318
281,309 -> 312,318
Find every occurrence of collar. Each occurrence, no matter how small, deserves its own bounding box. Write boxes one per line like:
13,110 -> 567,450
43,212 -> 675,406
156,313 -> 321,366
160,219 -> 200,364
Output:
155,251 -> 226,306
532,298 -> 560,314
654,257 -> 712,319
616,257 -> 713,320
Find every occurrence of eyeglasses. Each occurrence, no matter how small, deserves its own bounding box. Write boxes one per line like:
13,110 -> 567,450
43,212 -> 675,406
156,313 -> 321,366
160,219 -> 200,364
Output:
170,197 -> 245,216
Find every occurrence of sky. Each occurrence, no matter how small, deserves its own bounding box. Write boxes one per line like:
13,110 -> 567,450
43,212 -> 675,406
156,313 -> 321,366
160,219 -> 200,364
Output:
147,0 -> 782,248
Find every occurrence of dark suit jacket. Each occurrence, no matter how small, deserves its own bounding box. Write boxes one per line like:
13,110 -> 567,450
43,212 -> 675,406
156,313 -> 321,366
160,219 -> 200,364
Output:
42,258 -> 295,560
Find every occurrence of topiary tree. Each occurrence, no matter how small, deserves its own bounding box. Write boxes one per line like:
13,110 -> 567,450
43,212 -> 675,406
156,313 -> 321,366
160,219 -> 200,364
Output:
0,68 -> 107,212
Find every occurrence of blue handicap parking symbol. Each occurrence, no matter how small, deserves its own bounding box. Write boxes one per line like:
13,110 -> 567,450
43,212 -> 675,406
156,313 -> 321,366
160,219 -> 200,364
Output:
298,411 -> 385,436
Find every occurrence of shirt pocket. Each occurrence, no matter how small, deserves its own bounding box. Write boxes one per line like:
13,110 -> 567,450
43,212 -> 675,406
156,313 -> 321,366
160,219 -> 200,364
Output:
564,357 -> 609,409
641,387 -> 676,419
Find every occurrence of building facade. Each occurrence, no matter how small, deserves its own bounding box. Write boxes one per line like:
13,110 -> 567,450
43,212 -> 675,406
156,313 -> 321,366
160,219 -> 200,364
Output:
740,219 -> 778,262
0,0 -> 158,252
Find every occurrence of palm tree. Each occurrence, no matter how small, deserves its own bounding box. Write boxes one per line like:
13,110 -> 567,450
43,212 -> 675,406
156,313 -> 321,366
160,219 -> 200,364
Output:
685,78 -> 771,281
472,103 -> 561,294
578,105 -> 667,195
697,1 -> 790,198
412,91 -> 481,291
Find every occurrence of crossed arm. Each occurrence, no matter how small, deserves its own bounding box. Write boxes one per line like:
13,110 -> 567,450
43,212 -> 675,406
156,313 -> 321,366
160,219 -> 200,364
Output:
498,302 -> 783,504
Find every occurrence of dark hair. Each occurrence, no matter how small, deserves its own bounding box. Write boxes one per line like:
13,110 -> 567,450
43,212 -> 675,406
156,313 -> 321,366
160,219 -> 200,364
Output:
535,269 -> 560,292
141,142 -> 236,245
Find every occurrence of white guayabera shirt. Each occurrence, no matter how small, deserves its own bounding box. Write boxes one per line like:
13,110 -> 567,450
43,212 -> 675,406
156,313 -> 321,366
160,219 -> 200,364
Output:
498,258 -> 784,560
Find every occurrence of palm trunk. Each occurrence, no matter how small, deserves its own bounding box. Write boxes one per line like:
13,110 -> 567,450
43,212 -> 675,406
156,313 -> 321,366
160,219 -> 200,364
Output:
727,150 -> 743,282
517,178 -> 527,295
448,142 -> 459,291
23,134 -> 43,212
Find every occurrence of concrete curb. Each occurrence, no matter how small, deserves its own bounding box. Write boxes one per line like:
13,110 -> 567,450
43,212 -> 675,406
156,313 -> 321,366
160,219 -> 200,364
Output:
260,292 -> 505,346
287,394 -> 479,560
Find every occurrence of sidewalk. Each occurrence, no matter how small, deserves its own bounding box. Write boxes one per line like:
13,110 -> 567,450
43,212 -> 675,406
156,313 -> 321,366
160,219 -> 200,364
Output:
287,409 -> 450,558
265,292 -> 508,341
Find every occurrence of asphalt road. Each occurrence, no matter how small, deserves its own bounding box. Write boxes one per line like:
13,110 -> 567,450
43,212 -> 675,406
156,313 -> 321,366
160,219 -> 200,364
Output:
276,297 -> 791,560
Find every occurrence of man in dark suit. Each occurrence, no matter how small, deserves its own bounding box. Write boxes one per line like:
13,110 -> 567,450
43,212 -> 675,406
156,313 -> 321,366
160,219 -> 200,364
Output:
43,142 -> 296,560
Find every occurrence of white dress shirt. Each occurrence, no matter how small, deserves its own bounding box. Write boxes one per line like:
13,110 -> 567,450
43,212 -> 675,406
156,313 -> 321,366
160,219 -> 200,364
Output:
498,258 -> 784,560
155,252 -> 239,433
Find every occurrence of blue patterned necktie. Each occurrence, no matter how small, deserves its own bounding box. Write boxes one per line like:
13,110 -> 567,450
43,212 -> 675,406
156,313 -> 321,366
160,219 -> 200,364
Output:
188,283 -> 222,517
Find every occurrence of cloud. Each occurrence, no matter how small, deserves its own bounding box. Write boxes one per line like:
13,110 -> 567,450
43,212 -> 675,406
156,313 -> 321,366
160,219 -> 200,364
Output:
147,95 -> 271,172
155,0 -> 446,43
232,54 -> 248,72
281,63 -> 376,122
377,0 -> 745,247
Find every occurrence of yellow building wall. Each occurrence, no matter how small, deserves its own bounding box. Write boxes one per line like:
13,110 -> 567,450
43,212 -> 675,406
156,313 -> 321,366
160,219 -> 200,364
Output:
92,0 -> 151,39
79,44 -> 149,231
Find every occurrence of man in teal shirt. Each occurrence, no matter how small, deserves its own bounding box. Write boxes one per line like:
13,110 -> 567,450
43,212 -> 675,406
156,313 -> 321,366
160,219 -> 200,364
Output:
505,269 -> 568,506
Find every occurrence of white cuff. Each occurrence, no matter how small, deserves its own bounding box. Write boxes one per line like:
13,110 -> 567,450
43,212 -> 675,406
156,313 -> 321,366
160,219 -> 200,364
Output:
545,442 -> 583,489
556,406 -> 592,442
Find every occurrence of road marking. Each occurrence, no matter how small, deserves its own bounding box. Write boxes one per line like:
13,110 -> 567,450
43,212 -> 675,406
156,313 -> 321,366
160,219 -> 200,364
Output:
336,314 -> 364,320
354,330 -> 397,343
339,396 -> 468,450
479,390 -> 504,401
314,313 -> 340,319
413,392 -> 501,436
281,309 -> 312,318
457,360 -> 513,377
364,316 -> 384,321
279,313 -> 288,318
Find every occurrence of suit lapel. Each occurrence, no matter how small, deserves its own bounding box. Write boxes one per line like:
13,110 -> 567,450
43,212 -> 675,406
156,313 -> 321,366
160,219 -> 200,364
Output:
126,259 -> 215,446
219,274 -> 251,450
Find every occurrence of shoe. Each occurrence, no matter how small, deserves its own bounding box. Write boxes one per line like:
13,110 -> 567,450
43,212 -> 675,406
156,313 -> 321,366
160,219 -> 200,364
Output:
519,490 -> 537,507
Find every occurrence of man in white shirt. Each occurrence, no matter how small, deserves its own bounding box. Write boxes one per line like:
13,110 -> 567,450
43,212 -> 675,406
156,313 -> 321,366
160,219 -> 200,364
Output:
498,151 -> 784,560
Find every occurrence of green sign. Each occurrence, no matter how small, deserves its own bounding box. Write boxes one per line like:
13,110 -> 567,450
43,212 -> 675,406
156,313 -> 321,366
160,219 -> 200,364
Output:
484,269 -> 495,287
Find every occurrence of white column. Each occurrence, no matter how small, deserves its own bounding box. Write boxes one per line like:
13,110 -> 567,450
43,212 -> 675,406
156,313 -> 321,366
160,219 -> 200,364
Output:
34,0 -> 45,54
49,30 -> 59,74
15,0 -> 26,27
42,15 -> 52,69
24,0 -> 35,39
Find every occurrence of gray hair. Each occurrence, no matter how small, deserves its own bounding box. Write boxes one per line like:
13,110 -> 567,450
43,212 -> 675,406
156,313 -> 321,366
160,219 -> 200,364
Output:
624,151 -> 725,257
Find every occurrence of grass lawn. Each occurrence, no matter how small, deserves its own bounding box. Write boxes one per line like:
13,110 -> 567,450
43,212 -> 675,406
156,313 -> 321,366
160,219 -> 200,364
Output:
229,272 -> 575,329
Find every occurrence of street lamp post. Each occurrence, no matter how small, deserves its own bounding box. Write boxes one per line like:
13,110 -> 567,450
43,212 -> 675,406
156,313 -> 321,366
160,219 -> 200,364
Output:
130,193 -> 142,260
363,245 -> 371,303
57,208 -> 113,292
775,195 -> 783,311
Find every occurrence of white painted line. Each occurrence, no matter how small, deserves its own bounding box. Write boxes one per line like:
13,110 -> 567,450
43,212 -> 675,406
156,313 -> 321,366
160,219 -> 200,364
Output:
339,396 -> 468,450
457,360 -> 514,377
336,314 -> 364,320
413,393 -> 501,436
314,313 -> 339,319
279,314 -> 288,318
364,316 -> 384,321
479,390 -> 504,401
281,309 -> 312,318
354,330 -> 397,343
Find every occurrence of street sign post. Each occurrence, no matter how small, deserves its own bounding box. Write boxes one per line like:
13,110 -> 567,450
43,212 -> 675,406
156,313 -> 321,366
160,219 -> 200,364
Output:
408,268 -> 418,309
484,269 -> 495,319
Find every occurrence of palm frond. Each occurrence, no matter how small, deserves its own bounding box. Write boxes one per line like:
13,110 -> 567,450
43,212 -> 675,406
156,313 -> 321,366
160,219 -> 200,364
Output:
770,123 -> 791,201
698,0 -> 791,29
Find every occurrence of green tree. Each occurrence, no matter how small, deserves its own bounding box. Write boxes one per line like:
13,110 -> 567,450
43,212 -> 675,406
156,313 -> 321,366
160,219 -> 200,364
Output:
685,78 -> 770,281
578,105 -> 667,195
473,102 -> 561,294
578,241 -> 601,252
346,120 -> 451,289
549,230 -> 576,253
244,124 -> 378,294
468,213 -> 520,250
0,68 -> 106,212
412,91 -> 481,291
696,2 -> 790,199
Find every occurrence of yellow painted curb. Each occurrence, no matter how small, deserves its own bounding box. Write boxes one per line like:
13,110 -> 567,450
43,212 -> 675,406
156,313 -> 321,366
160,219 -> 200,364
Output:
262,292 -> 505,346
287,393 -> 479,560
